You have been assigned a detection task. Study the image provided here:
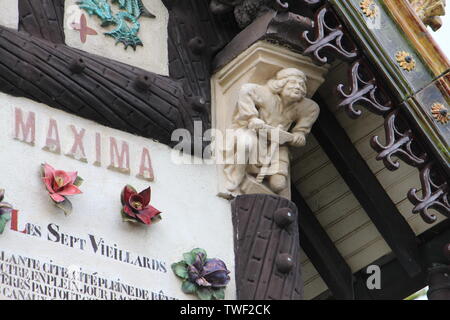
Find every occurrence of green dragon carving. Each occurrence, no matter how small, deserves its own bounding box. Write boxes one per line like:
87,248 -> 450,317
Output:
76,0 -> 155,50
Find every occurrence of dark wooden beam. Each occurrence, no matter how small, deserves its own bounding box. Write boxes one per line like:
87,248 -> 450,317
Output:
0,26 -> 191,146
427,264 -> 450,300
231,194 -> 303,300
311,94 -> 423,277
421,223 -> 450,266
353,222 -> 450,299
212,11 -> 313,72
19,0 -> 66,44
291,186 -> 355,299
425,230 -> 450,300
353,254 -> 427,300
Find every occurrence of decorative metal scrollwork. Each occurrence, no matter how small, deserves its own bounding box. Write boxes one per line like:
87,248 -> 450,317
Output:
408,162 -> 450,224
337,60 -> 393,118
371,109 -> 428,170
304,1 -> 450,224
302,6 -> 358,65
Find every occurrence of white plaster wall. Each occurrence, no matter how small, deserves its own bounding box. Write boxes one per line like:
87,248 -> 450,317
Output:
64,0 -> 169,75
0,93 -> 235,300
0,0 -> 18,30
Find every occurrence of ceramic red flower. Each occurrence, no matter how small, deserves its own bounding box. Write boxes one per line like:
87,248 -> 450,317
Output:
121,185 -> 161,225
40,163 -> 83,215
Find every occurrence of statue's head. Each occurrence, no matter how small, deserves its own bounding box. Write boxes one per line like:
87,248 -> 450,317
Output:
268,68 -> 307,101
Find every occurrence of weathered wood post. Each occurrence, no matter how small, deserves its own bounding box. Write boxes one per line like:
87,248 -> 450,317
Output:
427,243 -> 450,300
232,194 -> 303,300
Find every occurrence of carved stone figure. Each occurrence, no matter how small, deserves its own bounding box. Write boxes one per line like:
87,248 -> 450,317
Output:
408,0 -> 446,31
223,68 -> 320,196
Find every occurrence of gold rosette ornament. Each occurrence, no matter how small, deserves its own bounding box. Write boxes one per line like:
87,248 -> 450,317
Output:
396,51 -> 416,71
431,103 -> 449,125
360,0 -> 379,18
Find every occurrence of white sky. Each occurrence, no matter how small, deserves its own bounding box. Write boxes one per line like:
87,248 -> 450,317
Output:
431,14 -> 450,57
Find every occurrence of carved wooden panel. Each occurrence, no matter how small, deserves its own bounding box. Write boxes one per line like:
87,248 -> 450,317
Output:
231,194 -> 303,300
18,0 -> 66,44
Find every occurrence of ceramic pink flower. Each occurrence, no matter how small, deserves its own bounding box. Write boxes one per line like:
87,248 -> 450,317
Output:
41,163 -> 83,215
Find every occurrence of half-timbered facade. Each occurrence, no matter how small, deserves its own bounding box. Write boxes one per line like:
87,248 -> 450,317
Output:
0,0 -> 448,300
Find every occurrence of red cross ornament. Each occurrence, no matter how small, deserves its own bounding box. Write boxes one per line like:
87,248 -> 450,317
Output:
71,14 -> 98,43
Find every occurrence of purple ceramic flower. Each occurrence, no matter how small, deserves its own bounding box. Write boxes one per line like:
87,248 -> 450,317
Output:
187,252 -> 231,288
172,248 -> 231,300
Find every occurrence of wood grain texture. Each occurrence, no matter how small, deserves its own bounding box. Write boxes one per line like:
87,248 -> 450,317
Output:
231,194 -> 303,300
0,0 -> 239,152
0,26 -> 196,146
19,0 -> 66,44
164,0 -> 238,130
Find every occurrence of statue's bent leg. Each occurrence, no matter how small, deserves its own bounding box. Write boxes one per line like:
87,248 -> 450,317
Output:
269,174 -> 287,194
224,129 -> 258,192
268,146 -> 290,194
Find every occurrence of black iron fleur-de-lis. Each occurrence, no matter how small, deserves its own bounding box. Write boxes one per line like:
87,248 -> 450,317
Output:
408,162 -> 450,224
371,109 -> 428,170
337,60 -> 393,118
302,5 -> 358,65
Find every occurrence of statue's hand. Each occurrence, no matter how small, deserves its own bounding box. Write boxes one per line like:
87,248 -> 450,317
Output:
290,132 -> 306,147
248,118 -> 265,130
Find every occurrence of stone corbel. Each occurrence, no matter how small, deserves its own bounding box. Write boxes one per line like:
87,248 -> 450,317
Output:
212,40 -> 328,199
